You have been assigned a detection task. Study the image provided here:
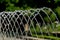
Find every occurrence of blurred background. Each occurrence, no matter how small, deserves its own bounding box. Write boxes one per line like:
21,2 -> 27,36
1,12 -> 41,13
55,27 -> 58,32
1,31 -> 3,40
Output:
0,0 -> 60,19
0,0 -> 60,20
0,0 -> 60,40
0,0 -> 60,11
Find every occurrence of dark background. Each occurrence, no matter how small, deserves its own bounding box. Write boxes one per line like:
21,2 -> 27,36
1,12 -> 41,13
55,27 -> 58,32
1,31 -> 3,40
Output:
0,0 -> 60,11
0,0 -> 60,21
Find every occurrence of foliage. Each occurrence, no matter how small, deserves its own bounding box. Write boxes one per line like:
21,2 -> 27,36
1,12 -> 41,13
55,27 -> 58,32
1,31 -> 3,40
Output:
0,0 -> 60,11
32,34 -> 60,40
54,6 -> 60,20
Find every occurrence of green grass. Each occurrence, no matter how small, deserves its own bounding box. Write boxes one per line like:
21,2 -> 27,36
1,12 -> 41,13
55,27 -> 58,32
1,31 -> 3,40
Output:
30,23 -> 60,40
32,34 -> 60,40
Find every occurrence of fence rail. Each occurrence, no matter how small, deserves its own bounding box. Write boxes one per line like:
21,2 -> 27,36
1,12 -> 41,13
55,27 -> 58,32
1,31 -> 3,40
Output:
0,7 -> 60,40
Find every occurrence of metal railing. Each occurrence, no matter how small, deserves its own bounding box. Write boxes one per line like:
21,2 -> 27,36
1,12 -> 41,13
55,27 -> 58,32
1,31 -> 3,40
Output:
0,7 -> 60,40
